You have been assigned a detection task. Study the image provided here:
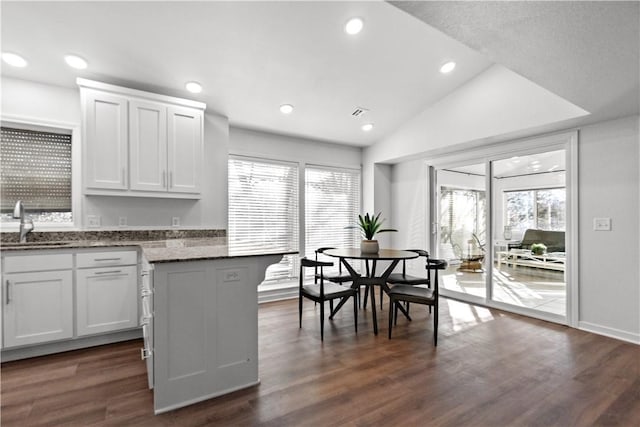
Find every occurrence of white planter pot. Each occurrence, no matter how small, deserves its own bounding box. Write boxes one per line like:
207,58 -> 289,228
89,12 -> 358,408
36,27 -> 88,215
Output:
360,240 -> 379,254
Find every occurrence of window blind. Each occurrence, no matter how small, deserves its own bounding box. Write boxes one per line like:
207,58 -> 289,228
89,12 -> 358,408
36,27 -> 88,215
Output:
0,127 -> 72,213
228,156 -> 299,282
305,165 -> 361,264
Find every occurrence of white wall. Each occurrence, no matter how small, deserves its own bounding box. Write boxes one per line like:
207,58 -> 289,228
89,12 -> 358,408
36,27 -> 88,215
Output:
577,116 -> 640,342
385,115 -> 640,343
365,64 -> 589,165
390,159 -> 429,276
229,126 -> 361,169
1,77 -> 229,229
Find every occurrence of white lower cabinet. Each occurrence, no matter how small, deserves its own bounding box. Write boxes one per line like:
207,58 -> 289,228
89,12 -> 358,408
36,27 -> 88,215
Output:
3,269 -> 73,347
76,265 -> 138,336
150,255 -> 282,414
1,249 -> 139,353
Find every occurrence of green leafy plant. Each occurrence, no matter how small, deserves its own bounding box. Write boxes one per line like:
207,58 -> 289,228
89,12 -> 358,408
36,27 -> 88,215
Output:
531,243 -> 547,255
346,212 -> 397,240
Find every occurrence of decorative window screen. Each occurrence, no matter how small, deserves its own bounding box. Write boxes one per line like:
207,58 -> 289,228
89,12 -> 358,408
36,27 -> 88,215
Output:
1,127 -> 72,213
305,165 -> 361,263
228,156 -> 299,282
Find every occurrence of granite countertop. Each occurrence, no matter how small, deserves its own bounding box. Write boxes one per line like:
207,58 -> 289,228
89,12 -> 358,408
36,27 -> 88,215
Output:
0,230 -> 297,263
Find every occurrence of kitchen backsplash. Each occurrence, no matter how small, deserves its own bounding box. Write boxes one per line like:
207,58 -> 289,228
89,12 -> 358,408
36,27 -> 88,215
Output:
0,229 -> 226,243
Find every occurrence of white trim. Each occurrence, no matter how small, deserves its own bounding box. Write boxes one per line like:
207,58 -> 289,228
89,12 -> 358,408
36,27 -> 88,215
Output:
229,148 -> 361,173
578,321 -> 640,345
258,284 -> 298,304
566,131 -> 579,327
76,78 -> 206,110
1,114 -> 82,231
427,130 -> 577,170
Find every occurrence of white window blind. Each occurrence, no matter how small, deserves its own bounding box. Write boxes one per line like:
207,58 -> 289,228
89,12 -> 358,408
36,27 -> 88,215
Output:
228,156 -> 299,282
305,165 -> 361,262
0,127 -> 72,223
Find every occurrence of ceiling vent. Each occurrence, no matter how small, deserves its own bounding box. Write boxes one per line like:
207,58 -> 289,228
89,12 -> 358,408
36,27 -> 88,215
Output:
351,107 -> 369,117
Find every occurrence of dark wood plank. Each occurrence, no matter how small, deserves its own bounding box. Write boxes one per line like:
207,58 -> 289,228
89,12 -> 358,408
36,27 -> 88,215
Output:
1,297 -> 639,426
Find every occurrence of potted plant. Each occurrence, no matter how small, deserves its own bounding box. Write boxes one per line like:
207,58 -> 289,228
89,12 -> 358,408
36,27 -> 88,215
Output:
347,212 -> 397,254
531,243 -> 547,256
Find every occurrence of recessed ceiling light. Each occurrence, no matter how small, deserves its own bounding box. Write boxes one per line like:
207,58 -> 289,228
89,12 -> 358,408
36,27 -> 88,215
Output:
64,54 -> 88,70
280,104 -> 294,114
2,52 -> 27,67
185,81 -> 202,93
440,61 -> 456,74
345,17 -> 364,35
362,123 -> 374,132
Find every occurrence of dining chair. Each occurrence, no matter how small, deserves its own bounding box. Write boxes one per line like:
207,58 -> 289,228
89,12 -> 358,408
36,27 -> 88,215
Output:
314,247 -> 353,284
299,257 -> 358,341
387,258 -> 447,345
316,247 -> 365,307
374,249 -> 430,310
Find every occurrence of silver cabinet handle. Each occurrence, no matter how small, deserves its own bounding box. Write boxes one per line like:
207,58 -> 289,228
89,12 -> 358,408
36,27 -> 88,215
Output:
94,270 -> 122,275
94,258 -> 122,262
5,279 -> 10,305
162,171 -> 167,188
169,171 -> 173,189
122,168 -> 126,186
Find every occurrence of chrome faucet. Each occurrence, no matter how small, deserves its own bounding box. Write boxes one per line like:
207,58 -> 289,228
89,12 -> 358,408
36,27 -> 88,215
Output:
12,200 -> 34,243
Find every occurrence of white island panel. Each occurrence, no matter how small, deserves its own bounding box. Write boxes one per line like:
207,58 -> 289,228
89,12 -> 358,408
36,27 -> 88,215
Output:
151,254 -> 283,414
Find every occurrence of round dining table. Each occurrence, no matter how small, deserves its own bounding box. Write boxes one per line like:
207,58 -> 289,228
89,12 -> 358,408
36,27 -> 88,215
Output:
323,248 -> 419,335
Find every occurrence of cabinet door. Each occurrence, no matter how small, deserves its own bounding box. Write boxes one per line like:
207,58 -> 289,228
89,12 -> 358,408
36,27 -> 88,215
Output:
3,271 -> 73,347
167,106 -> 203,194
76,265 -> 138,336
130,100 -> 168,192
83,90 -> 128,190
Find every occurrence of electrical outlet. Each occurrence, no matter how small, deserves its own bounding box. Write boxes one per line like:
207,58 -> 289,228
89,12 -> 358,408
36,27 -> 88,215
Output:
87,215 -> 101,227
118,216 -> 127,227
593,217 -> 611,231
172,217 -> 180,227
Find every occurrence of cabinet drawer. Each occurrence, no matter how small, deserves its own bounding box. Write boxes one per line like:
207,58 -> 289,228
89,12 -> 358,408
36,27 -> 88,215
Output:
4,253 -> 73,273
77,250 -> 137,268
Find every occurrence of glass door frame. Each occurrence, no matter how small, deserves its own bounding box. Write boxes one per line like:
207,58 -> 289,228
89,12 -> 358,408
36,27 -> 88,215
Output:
428,131 -> 579,327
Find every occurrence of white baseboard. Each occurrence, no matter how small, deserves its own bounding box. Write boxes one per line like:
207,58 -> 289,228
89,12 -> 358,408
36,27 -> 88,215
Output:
578,321 -> 640,345
258,286 -> 298,304
1,328 -> 143,361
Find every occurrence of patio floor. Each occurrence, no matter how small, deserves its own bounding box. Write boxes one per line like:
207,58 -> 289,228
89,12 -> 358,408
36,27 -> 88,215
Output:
441,262 -> 566,316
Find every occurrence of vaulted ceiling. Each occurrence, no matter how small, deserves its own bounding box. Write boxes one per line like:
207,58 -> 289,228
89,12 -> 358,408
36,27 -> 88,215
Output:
2,1 -> 638,147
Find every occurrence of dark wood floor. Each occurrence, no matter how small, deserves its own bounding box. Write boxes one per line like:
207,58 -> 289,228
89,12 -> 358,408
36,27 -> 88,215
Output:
2,296 -> 639,426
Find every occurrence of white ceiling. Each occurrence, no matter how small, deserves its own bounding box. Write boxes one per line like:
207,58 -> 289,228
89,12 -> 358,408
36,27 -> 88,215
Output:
0,1 -> 492,146
2,1 -> 637,148
391,1 -> 640,125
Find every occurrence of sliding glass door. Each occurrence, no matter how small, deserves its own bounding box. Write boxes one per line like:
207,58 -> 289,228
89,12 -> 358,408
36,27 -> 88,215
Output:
436,163 -> 487,303
432,137 -> 573,324
491,150 -> 566,317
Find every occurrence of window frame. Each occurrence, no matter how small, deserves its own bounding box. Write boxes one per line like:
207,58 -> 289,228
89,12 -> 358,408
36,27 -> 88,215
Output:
503,186 -> 567,232
228,154 -> 300,284
0,116 -> 81,231
304,163 -> 362,274
227,151 -> 363,286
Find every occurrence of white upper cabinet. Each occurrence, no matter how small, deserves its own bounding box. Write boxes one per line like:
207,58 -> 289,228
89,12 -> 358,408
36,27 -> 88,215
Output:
130,100 -> 168,192
83,90 -> 129,190
78,78 -> 206,199
167,106 -> 203,194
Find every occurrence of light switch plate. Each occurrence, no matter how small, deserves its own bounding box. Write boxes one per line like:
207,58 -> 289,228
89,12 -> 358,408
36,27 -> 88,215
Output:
593,217 -> 611,231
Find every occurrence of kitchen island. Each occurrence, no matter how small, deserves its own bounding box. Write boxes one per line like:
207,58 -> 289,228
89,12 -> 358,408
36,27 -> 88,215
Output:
141,243 -> 293,414
1,231 -> 293,414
